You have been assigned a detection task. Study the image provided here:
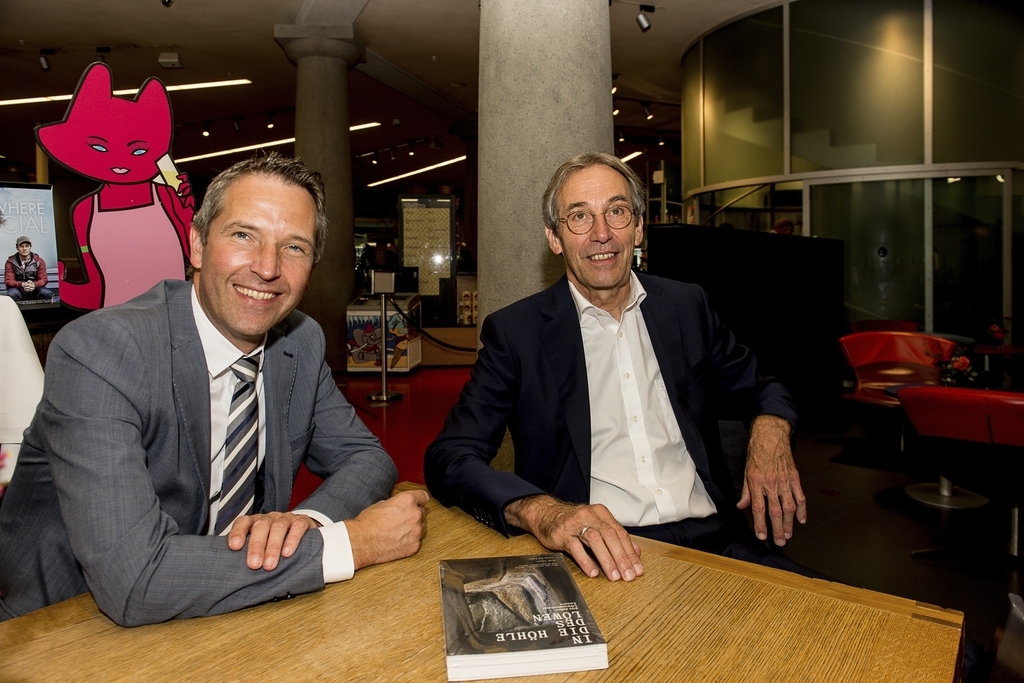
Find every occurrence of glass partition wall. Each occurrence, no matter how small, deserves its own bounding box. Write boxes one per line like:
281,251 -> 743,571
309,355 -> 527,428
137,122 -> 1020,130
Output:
680,0 -> 1022,340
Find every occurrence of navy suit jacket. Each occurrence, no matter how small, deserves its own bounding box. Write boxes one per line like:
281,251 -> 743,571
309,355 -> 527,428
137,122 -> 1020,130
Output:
0,280 -> 397,626
424,273 -> 797,537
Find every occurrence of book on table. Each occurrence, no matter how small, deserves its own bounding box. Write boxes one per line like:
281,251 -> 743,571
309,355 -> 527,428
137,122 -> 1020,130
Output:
439,553 -> 608,681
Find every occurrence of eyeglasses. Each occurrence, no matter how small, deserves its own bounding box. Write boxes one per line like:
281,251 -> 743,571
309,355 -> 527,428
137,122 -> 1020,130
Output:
558,205 -> 635,235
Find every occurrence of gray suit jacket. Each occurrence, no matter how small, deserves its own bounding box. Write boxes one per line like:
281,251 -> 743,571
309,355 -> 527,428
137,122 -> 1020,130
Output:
0,280 -> 396,626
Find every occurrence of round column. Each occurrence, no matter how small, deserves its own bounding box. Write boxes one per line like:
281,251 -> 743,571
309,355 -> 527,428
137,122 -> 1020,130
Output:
477,0 -> 613,327
276,27 -> 361,370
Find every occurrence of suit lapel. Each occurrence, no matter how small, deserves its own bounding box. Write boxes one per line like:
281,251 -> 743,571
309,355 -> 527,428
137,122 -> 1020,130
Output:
539,279 -> 593,481
261,324 -> 298,511
167,283 -> 212,516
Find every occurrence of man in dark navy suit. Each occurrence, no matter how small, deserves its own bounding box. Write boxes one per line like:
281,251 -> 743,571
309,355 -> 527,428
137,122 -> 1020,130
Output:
425,152 -> 812,582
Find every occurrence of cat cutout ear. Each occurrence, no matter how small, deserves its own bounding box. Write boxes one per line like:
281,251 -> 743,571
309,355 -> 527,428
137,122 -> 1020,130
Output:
134,77 -> 172,135
74,62 -> 115,109
36,62 -> 114,157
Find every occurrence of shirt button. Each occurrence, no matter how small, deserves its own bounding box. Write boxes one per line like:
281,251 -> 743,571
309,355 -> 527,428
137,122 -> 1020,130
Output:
632,415 -> 638,423
618,331 -> 623,338
624,372 -> 630,379
641,456 -> 647,463
656,488 -> 663,495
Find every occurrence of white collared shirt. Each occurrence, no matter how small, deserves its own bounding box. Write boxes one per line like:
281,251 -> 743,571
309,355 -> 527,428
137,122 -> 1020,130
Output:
191,287 -> 353,582
569,273 -> 717,527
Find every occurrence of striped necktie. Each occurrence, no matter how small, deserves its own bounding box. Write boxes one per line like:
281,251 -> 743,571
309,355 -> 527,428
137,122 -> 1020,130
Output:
214,352 -> 261,535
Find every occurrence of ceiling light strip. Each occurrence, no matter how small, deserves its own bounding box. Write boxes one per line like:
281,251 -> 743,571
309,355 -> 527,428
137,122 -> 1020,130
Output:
620,151 -> 643,162
177,123 -> 379,162
0,79 -> 252,107
367,156 -> 467,187
176,138 -> 296,163
350,122 -> 381,131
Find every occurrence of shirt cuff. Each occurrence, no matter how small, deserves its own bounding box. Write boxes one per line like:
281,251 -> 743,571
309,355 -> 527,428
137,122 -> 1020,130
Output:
294,508 -> 355,583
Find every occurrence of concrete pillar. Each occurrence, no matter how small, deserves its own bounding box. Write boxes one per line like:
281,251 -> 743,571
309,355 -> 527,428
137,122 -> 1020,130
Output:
275,25 -> 361,370
477,0 -> 613,326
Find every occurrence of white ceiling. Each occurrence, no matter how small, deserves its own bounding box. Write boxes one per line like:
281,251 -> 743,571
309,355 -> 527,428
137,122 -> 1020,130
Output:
0,0 -> 774,188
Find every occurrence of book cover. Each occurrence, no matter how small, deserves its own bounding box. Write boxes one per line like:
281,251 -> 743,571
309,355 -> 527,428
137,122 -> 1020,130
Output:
439,553 -> 608,681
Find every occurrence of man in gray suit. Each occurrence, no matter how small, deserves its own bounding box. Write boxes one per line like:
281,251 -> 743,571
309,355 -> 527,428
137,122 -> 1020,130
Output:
0,154 -> 427,626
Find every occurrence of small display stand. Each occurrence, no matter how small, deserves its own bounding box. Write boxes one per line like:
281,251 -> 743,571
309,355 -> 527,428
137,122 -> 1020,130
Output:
346,294 -> 422,373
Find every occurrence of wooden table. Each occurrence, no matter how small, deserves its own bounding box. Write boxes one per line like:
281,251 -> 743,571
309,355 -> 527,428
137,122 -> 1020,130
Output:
2,483 -> 964,682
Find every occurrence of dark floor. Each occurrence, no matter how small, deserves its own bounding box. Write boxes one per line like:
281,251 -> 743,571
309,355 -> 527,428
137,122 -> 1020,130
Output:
321,367 -> 1020,661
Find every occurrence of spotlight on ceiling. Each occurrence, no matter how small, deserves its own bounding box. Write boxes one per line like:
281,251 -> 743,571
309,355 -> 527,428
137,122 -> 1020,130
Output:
202,121 -> 211,137
643,103 -> 653,120
266,113 -> 274,129
161,0 -> 174,7
636,5 -> 654,32
38,49 -> 54,72
658,134 -> 665,146
408,142 -> 415,156
233,118 -> 241,132
617,130 -> 624,142
389,147 -> 396,161
372,152 -> 379,165
612,100 -> 620,116
96,47 -> 110,63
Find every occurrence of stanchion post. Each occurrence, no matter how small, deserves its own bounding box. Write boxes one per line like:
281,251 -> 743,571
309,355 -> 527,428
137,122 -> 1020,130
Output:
367,271 -> 402,403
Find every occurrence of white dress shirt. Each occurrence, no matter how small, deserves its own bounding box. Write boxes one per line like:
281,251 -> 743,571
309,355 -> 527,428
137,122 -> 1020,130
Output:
568,274 -> 718,527
191,288 -> 354,582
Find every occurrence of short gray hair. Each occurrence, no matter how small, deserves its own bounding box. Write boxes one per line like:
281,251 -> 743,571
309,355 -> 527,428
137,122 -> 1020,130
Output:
191,152 -> 328,264
541,152 -> 647,232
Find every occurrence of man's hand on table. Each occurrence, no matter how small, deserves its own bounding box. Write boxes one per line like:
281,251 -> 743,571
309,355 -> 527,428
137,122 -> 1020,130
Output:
228,511 -> 322,571
347,489 -> 429,570
737,414 -> 807,546
504,494 -> 644,582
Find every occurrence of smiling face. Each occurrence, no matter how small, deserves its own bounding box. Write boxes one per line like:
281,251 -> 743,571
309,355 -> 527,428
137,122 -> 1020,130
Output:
545,164 -> 644,318
189,174 -> 317,353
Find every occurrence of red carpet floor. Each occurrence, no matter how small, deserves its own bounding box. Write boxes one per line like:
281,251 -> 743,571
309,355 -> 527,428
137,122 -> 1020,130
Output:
289,367 -> 471,507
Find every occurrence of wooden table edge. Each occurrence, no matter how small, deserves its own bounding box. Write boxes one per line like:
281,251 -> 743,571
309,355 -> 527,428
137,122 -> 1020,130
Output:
404,482 -> 963,630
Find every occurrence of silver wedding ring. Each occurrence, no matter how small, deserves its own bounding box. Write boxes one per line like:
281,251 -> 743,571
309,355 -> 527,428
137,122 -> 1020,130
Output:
579,525 -> 592,540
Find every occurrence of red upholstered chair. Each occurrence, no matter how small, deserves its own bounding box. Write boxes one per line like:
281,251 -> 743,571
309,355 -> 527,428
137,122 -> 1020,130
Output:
987,391 -> 1024,556
838,332 -> 959,407
897,386 -> 991,510
898,386 -> 1024,557
849,319 -> 921,333
988,392 -> 1024,449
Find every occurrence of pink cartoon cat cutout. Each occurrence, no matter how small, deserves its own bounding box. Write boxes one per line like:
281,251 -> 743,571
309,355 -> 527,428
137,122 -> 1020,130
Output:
36,62 -> 194,310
